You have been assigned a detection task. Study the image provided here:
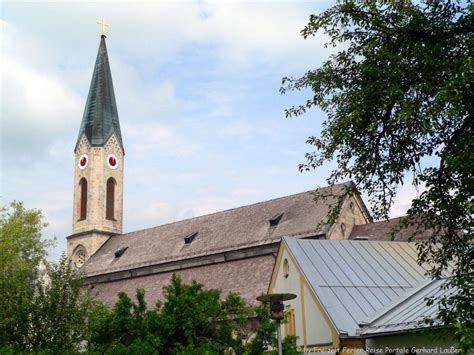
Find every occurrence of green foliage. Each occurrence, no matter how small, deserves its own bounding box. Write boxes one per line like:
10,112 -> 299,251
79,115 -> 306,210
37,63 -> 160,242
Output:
0,201 -> 92,353
0,201 -> 52,272
0,201 -> 50,351
88,274 -> 250,354
281,0 -> 473,335
244,303 -> 299,355
244,303 -> 276,354
88,275 -> 299,354
26,255 -> 93,353
159,274 -> 250,354
453,322 -> 474,353
0,201 -> 298,353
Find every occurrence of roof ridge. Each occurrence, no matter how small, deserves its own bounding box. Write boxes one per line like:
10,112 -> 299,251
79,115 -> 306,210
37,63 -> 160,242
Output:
118,182 -> 353,237
359,215 -> 407,226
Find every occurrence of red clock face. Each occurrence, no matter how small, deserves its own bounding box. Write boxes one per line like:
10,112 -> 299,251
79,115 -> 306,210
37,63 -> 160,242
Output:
107,154 -> 118,169
108,156 -> 116,167
78,154 -> 88,169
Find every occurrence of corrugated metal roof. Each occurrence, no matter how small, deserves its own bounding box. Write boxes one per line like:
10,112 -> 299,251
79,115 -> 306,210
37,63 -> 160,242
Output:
358,278 -> 455,336
284,239 -> 431,337
76,35 -> 123,151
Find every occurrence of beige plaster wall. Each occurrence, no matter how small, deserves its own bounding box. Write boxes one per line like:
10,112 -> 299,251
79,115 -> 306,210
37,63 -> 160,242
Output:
270,248 -> 336,348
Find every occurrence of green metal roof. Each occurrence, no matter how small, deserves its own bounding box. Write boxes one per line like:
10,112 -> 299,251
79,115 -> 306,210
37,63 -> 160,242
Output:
75,35 -> 123,152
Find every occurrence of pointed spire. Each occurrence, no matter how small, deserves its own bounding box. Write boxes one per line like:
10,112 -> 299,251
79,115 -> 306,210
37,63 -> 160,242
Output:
76,35 -> 123,152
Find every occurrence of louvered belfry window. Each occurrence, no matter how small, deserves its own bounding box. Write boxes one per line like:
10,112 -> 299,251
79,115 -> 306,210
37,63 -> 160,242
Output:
106,177 -> 116,220
79,178 -> 87,220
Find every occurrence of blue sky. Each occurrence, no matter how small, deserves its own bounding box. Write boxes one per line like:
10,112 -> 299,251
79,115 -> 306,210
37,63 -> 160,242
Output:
1,1 -> 415,260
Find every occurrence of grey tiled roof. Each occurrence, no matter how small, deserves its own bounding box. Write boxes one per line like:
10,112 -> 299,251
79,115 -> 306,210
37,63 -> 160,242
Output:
359,278 -> 455,336
85,183 -> 352,276
76,36 -> 123,151
349,217 -> 431,241
284,239 -> 431,337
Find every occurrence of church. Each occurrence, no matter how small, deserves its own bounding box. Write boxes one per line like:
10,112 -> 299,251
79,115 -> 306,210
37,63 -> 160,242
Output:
67,34 -> 415,308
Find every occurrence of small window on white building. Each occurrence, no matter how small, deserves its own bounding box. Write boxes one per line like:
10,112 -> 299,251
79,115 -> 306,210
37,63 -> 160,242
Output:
284,305 -> 296,336
283,259 -> 289,278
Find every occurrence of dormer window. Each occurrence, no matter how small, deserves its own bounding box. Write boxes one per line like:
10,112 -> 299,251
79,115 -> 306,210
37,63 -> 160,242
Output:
269,213 -> 284,227
184,232 -> 198,244
114,246 -> 128,258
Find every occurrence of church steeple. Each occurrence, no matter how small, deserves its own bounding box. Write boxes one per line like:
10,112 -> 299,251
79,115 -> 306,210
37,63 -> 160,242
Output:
75,35 -> 123,152
68,32 -> 125,268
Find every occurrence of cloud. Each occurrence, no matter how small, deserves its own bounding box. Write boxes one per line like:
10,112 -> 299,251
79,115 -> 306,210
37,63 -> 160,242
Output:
197,2 -> 332,69
3,2 -> 332,71
389,181 -> 427,218
125,122 -> 199,158
1,25 -> 82,159
218,119 -> 274,141
0,1 -> 358,264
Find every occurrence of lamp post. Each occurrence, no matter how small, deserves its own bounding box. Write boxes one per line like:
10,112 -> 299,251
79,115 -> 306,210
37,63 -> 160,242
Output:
256,293 -> 297,355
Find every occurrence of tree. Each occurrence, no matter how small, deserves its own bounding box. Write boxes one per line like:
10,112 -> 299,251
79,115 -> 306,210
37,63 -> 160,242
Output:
244,302 -> 299,355
88,274 -> 298,354
0,201 -> 92,353
281,0 -> 473,343
0,201 -> 51,351
88,274 -> 251,354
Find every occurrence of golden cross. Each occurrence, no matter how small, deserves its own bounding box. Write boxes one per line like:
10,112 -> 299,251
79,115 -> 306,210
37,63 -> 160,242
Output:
97,18 -> 110,36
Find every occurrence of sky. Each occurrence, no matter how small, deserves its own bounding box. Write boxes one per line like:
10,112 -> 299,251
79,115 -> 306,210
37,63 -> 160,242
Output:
1,1 -> 417,261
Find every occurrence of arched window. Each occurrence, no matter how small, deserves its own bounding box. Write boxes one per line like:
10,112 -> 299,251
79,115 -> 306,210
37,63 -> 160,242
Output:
340,222 -> 346,238
283,259 -> 290,279
106,177 -> 116,220
79,178 -> 87,220
72,245 -> 87,268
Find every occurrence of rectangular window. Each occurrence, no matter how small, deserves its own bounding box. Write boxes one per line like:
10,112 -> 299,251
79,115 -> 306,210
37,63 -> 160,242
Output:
284,305 -> 296,336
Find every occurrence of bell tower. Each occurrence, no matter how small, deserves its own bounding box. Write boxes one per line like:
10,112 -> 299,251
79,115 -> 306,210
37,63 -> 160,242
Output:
68,33 -> 124,268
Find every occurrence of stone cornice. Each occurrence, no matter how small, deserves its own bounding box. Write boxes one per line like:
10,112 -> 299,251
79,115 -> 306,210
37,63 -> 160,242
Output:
67,229 -> 116,240
85,241 -> 279,285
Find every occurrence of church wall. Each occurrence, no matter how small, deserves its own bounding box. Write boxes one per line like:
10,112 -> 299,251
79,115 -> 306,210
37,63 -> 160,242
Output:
89,254 -> 276,308
73,134 -> 92,231
327,195 -> 370,240
70,134 -> 123,259
67,232 -> 110,261
73,133 -> 123,235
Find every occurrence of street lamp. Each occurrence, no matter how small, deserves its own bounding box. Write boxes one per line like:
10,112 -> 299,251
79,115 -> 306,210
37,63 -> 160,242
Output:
256,293 -> 297,355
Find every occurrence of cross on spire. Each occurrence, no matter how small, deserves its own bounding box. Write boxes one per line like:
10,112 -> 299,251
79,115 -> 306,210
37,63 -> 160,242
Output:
97,18 -> 110,37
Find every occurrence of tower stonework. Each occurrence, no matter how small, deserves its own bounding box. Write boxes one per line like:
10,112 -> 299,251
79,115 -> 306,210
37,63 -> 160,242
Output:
68,35 -> 124,268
